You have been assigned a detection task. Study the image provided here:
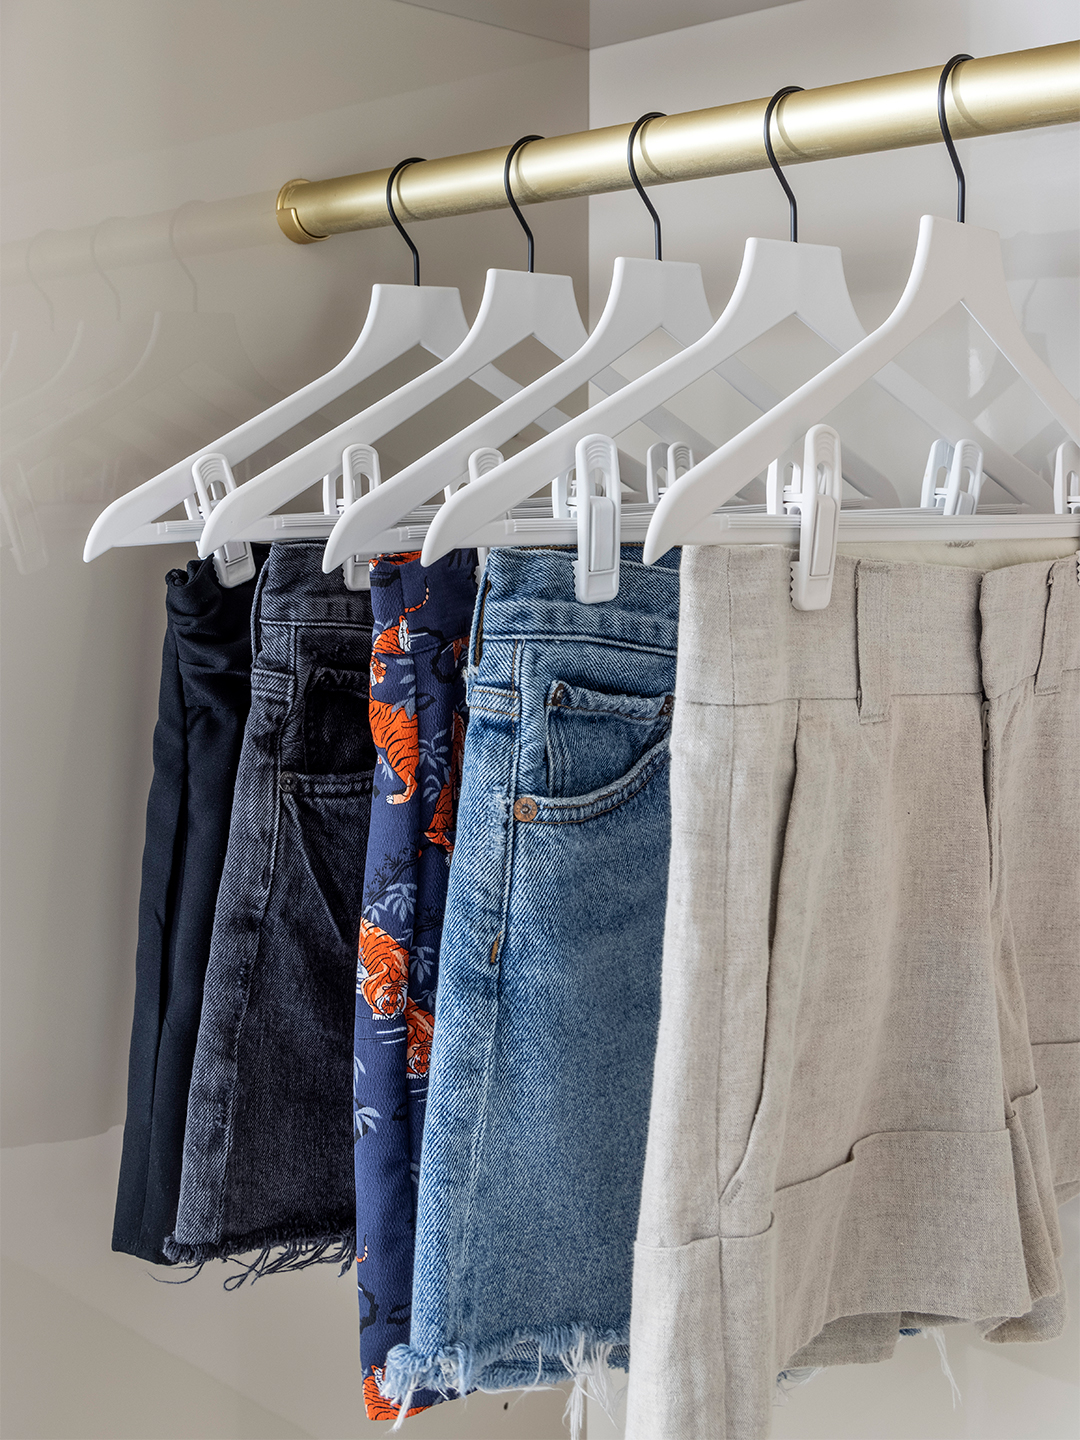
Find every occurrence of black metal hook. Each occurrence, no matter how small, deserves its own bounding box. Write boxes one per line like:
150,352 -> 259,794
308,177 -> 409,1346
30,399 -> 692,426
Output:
937,54 -> 973,223
627,112 -> 666,261
763,87 -> 804,242
385,157 -> 426,285
503,135 -> 544,272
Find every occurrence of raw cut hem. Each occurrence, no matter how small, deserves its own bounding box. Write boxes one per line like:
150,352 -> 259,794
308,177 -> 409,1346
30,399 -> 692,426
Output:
383,1324 -> 629,1402
162,1225 -> 355,1285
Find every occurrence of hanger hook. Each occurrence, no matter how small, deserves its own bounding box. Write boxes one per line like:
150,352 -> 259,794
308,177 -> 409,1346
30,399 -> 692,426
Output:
168,201 -> 202,312
763,87 -> 804,243
627,113 -> 666,261
89,219 -> 123,322
503,135 -> 544,273
385,157 -> 426,286
936,54 -> 973,223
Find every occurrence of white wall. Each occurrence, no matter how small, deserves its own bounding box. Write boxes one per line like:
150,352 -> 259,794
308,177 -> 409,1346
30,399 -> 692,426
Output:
584,2 -> 1079,1436
1,2 -> 585,1435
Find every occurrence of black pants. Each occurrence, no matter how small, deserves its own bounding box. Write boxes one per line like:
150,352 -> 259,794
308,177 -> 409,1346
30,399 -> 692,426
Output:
113,549 -> 267,1264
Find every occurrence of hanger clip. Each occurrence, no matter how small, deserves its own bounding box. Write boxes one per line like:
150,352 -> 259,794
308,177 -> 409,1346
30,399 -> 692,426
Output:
646,442 -> 694,503
326,445 -> 382,590
783,425 -> 842,612
572,435 -> 622,604
189,455 -> 257,589
1053,440 -> 1080,514
920,437 -> 984,514
464,448 -> 505,570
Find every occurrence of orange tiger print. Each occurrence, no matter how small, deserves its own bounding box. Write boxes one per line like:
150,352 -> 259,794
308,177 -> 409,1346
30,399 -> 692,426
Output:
424,778 -> 455,853
370,696 -> 419,804
370,583 -> 430,669
423,710 -> 467,853
363,1366 -> 426,1422
358,918 -> 408,1019
404,996 -> 435,1077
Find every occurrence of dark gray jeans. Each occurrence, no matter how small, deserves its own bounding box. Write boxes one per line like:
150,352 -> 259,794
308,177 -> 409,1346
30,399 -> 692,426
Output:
166,541 -> 375,1275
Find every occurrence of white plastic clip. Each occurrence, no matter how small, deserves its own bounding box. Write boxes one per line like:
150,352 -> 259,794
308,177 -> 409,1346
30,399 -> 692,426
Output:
189,454 -> 256,588
787,425 -> 842,612
327,444 -> 382,590
646,442 -> 694,503
1053,440 -> 1080,514
552,466 -> 576,519
572,435 -> 621,604
765,443 -> 802,515
464,448 -> 504,568
920,438 -> 983,514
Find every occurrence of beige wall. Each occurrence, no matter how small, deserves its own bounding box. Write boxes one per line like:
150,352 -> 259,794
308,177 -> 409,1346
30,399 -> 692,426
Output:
2,2 -> 585,1435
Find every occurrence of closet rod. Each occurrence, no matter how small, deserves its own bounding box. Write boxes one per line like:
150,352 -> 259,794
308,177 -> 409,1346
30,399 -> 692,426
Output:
276,41 -> 1079,243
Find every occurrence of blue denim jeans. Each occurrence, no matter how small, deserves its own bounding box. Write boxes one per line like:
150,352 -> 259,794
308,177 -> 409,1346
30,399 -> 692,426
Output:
166,541 -> 375,1273
383,545 -> 679,1406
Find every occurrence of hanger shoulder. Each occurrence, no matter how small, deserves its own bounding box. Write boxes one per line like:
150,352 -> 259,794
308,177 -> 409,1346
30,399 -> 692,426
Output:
642,216 -> 1074,561
83,287 -> 470,561
200,271 -> 587,555
322,261 -> 714,564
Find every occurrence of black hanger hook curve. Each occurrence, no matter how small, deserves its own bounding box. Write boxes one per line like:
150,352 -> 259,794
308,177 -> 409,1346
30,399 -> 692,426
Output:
937,54 -> 973,223
386,157 -> 426,285
763,87 -> 804,243
627,113 -> 666,261
503,135 -> 544,272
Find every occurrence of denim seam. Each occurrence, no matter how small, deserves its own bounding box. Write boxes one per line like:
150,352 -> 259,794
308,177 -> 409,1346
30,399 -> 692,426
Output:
478,630 -> 677,659
455,638 -> 522,1335
529,743 -> 669,827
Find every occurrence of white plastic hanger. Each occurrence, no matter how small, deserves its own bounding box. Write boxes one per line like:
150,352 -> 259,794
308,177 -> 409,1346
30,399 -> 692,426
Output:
645,58 -> 1080,559
83,175 -> 482,561
322,120 -> 719,569
423,81 -> 1049,564
198,143 -> 592,556
1054,440 -> 1080,514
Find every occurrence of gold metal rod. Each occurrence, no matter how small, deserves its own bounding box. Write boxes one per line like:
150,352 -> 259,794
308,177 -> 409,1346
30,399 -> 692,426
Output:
277,41 -> 1079,243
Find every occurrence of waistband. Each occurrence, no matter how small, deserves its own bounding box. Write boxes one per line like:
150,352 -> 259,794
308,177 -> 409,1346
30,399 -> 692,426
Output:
980,554 -> 1080,699
678,547 -> 992,713
254,541 -> 375,628
370,548 -> 478,649
474,546 -> 680,657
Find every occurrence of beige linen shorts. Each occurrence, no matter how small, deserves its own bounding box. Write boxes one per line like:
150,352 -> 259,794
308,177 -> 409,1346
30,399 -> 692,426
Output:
627,548 -> 1078,1440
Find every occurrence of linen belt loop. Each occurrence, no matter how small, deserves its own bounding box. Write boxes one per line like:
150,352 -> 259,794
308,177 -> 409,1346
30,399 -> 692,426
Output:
1033,561 -> 1069,696
855,560 -> 892,724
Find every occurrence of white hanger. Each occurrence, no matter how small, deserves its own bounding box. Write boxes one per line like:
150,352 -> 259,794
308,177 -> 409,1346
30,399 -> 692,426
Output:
321,119 -> 720,569
83,171 -> 503,561
645,59 -> 1078,559
644,215 -> 1080,561
321,256 -> 716,569
1054,440 -> 1080,514
422,82 -> 1050,564
198,263 -> 591,555
82,282 -> 474,560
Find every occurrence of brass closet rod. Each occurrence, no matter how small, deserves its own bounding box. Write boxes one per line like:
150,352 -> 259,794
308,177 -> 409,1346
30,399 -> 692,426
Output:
276,42 -> 1080,244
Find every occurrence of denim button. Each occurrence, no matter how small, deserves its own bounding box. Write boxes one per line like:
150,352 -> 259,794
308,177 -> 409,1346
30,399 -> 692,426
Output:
660,694 -> 675,716
513,796 -> 538,822
279,772 -> 297,793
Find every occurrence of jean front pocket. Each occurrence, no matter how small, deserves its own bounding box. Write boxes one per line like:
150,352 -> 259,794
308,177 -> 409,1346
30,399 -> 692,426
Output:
544,679 -> 674,800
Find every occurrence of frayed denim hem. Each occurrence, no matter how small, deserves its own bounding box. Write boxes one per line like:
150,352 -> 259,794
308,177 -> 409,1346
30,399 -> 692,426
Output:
162,1226 -> 355,1287
383,1325 -> 629,1436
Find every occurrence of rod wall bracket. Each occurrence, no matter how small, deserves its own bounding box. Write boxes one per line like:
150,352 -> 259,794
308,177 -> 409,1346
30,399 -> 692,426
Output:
276,180 -> 328,243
